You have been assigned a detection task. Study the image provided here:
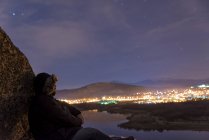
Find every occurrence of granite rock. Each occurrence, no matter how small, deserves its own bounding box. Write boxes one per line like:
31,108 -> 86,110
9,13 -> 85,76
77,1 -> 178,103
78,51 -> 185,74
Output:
0,27 -> 35,140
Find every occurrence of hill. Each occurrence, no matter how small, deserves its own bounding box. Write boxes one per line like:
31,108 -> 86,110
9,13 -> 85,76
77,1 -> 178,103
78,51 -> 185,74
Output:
56,82 -> 145,99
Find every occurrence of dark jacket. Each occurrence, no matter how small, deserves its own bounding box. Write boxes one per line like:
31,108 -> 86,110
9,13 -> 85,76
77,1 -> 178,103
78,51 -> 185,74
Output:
28,94 -> 82,140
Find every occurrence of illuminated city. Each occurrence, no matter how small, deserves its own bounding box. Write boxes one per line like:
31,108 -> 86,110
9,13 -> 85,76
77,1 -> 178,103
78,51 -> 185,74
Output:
59,85 -> 209,105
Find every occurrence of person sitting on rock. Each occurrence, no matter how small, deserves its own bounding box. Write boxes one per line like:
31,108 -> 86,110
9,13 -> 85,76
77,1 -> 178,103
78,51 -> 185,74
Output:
28,72 -> 134,140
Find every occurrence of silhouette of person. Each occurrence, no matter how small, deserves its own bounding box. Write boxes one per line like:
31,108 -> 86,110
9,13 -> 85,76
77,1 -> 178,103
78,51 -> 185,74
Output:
28,73 -> 134,140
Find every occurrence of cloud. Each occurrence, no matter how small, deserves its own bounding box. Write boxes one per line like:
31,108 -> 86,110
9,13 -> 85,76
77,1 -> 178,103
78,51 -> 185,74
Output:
0,0 -> 133,74
10,21 -> 100,65
144,15 -> 209,44
27,0 -> 75,6
146,17 -> 194,37
88,1 -> 130,28
2,0 -> 131,52
195,17 -> 209,32
144,0 -> 209,42
179,0 -> 207,16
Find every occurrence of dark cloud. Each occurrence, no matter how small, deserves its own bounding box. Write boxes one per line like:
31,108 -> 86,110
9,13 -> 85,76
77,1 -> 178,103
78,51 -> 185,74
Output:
0,0 -> 209,89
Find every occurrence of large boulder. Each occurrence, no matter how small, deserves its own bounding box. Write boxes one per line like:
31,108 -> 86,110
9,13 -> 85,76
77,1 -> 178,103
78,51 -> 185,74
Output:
0,27 -> 35,140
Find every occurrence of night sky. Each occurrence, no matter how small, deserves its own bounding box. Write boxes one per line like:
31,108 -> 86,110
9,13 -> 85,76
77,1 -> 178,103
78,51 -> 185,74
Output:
1,0 -> 209,89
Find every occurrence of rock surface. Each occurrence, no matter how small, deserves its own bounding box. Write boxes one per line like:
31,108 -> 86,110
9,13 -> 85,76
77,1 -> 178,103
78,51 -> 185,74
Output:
0,27 -> 35,140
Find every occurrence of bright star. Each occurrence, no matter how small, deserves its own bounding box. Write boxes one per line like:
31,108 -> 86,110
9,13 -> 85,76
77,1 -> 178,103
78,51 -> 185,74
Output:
12,12 -> 16,16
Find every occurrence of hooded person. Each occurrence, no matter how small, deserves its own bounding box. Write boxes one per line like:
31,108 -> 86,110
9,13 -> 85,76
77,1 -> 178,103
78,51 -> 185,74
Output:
28,73 -> 83,140
28,73 -> 134,140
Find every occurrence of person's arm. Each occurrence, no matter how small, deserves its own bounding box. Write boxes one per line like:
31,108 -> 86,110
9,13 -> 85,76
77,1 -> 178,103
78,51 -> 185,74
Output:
38,96 -> 82,127
77,114 -> 84,124
59,101 -> 82,116
60,101 -> 84,124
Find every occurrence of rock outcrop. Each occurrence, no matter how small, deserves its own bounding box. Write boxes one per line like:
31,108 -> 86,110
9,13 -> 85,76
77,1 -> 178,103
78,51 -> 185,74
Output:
0,27 -> 35,140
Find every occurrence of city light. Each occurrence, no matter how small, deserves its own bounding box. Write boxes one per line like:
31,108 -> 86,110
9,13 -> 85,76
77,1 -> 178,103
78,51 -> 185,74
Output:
59,88 -> 209,105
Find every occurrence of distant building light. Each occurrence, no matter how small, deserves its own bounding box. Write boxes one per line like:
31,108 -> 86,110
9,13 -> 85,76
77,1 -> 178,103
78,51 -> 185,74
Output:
197,84 -> 209,88
102,96 -> 106,100
98,100 -> 118,105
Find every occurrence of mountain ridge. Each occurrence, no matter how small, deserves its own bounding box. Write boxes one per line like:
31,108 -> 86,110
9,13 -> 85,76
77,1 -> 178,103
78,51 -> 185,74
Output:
56,82 -> 145,99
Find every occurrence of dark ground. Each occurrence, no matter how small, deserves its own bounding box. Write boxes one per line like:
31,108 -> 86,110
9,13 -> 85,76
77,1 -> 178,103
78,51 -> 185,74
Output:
74,100 -> 209,131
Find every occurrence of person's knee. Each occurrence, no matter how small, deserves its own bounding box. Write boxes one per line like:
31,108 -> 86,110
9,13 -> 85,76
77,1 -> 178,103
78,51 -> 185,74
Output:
73,127 -> 111,140
74,127 -> 97,136
83,127 -> 102,134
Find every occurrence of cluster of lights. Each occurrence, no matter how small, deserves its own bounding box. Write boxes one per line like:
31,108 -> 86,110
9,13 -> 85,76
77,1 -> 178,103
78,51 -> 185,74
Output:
193,84 -> 209,89
133,88 -> 209,104
60,98 -> 100,104
99,100 -> 118,105
59,87 -> 209,105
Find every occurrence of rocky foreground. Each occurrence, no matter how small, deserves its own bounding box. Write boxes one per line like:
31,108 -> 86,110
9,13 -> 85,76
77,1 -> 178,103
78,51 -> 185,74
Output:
0,27 -> 35,140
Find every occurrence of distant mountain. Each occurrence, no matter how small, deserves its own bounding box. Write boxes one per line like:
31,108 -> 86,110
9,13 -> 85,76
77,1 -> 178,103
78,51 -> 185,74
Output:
134,78 -> 209,89
56,82 -> 145,99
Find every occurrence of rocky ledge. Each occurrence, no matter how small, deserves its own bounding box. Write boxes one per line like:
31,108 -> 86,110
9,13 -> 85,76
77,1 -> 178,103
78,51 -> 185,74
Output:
0,27 -> 35,140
